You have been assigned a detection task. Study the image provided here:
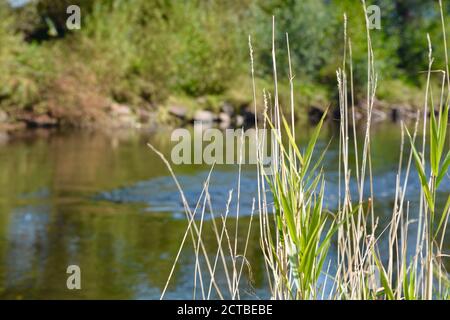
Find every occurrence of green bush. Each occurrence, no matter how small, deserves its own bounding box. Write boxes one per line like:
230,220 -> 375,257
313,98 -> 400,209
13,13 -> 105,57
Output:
169,2 -> 245,96
65,0 -> 247,104
252,0 -> 333,80
2,0 -> 450,122
0,0 -> 50,110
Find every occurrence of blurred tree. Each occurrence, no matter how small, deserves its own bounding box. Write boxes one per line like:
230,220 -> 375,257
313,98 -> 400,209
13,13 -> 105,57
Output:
252,0 -> 333,80
12,0 -> 95,40
389,0 -> 438,81
2,0 -> 450,114
322,0 -> 400,97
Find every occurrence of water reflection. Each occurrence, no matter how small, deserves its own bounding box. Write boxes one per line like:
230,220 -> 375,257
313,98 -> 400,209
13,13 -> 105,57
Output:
0,122 -> 448,299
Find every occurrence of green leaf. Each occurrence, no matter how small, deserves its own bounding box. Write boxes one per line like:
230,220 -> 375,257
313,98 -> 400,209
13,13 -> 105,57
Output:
402,264 -> 416,300
430,107 -> 440,176
306,139 -> 332,186
302,109 -> 328,179
373,252 -> 395,300
275,173 -> 299,246
437,150 -> 450,188
437,104 -> 449,166
405,127 -> 435,212
435,194 -> 450,239
281,115 -> 304,167
264,113 -> 300,178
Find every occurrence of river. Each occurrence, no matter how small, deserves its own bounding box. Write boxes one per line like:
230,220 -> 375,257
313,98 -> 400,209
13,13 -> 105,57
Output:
0,122 -> 448,299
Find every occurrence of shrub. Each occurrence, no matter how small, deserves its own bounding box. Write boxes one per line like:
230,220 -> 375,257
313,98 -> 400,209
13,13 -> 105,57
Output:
0,0 -> 49,110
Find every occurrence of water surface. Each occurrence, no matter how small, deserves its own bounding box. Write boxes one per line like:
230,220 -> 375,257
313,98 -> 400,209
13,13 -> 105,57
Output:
0,123 -> 448,299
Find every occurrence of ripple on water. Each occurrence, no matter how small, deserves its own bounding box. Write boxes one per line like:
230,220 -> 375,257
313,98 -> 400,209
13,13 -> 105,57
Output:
96,166 -> 449,221
95,170 -> 261,219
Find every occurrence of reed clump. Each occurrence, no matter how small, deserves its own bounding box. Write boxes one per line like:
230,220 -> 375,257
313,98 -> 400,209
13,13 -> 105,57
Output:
152,0 -> 450,300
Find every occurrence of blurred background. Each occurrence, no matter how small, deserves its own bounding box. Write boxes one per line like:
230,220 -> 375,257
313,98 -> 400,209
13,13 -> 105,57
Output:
0,0 -> 450,128
0,0 -> 449,299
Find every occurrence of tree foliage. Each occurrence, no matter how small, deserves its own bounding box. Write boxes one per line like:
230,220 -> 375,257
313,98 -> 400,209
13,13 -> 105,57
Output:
1,0 -> 449,111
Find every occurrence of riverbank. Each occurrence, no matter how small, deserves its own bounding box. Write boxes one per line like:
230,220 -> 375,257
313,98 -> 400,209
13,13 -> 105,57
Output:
1,1 -> 447,135
0,84 -> 437,135
0,67 -> 435,133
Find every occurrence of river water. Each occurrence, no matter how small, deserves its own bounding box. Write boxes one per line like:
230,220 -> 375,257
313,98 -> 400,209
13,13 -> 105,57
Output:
0,122 -> 448,299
